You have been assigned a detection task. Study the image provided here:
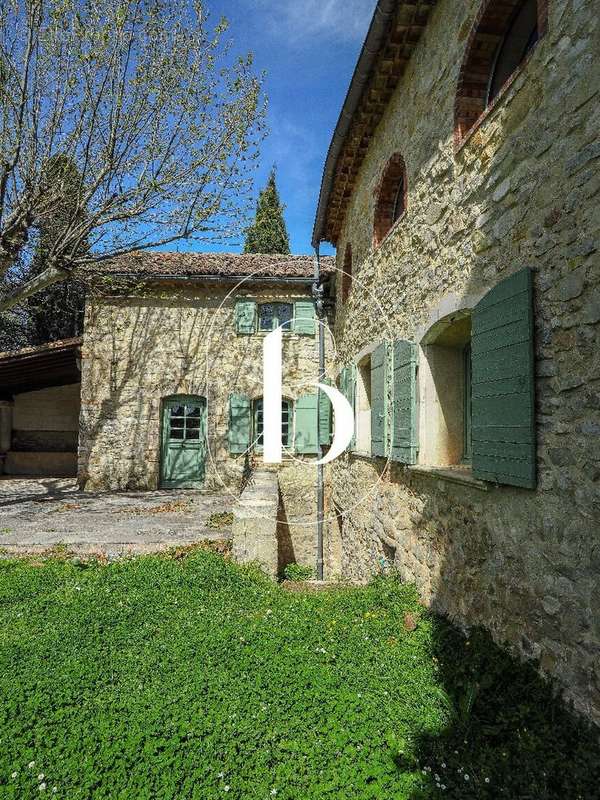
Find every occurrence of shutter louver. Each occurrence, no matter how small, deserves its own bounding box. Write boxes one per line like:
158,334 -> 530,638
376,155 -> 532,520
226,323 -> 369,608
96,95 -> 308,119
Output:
472,268 -> 536,488
228,394 -> 251,454
391,340 -> 418,464
371,343 -> 387,458
294,300 -> 316,335
235,300 -> 257,334
294,393 -> 319,454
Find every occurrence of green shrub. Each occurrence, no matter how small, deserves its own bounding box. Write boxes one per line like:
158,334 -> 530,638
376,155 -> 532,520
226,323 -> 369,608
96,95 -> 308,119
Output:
283,562 -> 315,582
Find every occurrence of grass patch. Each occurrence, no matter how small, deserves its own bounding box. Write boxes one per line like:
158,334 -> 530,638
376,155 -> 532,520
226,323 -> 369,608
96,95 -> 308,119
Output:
0,551 -> 598,799
282,562 -> 315,582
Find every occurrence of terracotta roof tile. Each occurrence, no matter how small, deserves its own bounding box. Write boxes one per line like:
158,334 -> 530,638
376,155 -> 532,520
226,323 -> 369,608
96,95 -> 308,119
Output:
86,252 -> 334,280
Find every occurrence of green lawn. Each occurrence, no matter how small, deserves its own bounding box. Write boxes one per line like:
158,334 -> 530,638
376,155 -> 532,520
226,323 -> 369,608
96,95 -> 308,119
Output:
0,549 -> 598,799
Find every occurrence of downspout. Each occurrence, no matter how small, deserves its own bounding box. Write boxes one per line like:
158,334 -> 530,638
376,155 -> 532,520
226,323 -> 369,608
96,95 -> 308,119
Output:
313,243 -> 325,581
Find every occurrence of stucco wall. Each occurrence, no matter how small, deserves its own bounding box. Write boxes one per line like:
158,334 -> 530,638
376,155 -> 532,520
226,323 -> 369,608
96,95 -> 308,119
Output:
79,283 -> 336,574
329,0 -> 600,721
2,383 -> 81,476
12,383 -> 80,443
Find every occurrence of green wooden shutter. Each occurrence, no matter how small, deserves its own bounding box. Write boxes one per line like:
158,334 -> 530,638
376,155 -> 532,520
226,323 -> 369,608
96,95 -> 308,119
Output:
294,393 -> 319,454
318,379 -> 332,446
391,340 -> 418,464
294,300 -> 316,335
472,267 -> 536,488
371,343 -> 387,458
235,300 -> 257,334
339,365 -> 356,451
228,394 -> 251,454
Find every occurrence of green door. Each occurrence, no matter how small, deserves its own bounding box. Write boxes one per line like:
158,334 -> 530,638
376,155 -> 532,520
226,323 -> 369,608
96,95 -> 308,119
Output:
160,396 -> 207,489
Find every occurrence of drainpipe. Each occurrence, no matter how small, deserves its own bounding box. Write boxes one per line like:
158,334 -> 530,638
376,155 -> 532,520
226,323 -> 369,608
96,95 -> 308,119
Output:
313,244 -> 325,581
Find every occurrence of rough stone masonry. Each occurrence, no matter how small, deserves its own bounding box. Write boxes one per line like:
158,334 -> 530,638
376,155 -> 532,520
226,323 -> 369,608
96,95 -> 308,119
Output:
319,0 -> 600,723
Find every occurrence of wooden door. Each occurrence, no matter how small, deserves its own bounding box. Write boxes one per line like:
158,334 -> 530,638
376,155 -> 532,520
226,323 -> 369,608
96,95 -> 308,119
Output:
160,396 -> 206,489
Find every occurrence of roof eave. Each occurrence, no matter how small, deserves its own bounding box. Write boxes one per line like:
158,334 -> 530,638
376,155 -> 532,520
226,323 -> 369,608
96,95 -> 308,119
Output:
312,0 -> 398,248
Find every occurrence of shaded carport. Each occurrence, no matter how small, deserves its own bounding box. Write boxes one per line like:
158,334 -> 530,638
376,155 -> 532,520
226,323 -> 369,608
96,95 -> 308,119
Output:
0,337 -> 82,477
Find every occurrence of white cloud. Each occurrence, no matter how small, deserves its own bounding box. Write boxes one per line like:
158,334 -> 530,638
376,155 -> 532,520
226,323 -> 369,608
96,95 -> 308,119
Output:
251,0 -> 375,43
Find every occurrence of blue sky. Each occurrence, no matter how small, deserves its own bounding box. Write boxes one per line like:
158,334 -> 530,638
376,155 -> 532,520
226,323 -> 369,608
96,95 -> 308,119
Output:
208,0 -> 376,256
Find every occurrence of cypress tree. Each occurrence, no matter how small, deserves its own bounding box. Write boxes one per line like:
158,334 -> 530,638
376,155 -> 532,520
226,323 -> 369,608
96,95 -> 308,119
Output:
26,155 -> 87,345
243,169 -> 290,254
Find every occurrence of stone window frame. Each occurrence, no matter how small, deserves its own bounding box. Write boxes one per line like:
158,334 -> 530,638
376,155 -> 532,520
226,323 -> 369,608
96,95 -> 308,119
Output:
373,153 -> 408,248
341,243 -> 353,303
355,353 -> 373,456
412,291 -> 487,479
454,0 -> 549,150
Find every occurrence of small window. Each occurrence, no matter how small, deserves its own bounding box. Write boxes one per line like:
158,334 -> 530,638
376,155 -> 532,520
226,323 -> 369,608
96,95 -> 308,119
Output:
373,153 -> 407,246
258,302 -> 294,332
419,312 -> 472,468
488,0 -> 539,104
253,398 -> 292,449
456,0 -> 545,144
355,355 -> 372,453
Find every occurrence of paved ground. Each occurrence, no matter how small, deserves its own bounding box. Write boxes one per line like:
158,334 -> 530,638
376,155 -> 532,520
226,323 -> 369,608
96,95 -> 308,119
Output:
0,477 -> 235,557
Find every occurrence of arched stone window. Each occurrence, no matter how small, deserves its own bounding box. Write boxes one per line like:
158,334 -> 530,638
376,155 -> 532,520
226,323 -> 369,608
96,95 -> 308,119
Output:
341,243 -> 352,302
373,153 -> 407,246
455,0 -> 547,145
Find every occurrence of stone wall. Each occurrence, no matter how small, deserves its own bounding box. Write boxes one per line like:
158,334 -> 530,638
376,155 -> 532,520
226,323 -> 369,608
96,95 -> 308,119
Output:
232,469 -> 280,577
79,282 -> 337,574
329,0 -> 600,721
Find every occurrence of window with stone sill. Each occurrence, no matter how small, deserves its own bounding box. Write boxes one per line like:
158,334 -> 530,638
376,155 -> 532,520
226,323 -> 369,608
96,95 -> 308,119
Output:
418,311 -> 473,471
258,302 -> 294,332
455,0 -> 547,146
355,354 -> 372,454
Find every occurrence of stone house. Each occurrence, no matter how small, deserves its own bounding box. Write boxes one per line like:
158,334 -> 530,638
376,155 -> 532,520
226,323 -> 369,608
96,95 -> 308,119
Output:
313,0 -> 600,722
77,252 -> 338,572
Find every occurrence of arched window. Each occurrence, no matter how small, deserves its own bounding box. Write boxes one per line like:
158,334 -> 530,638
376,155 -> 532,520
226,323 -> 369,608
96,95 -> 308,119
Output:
455,0 -> 547,145
341,243 -> 352,302
373,153 -> 407,246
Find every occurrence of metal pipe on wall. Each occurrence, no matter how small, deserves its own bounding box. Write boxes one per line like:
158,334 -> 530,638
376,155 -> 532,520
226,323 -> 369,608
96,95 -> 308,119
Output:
313,244 -> 325,581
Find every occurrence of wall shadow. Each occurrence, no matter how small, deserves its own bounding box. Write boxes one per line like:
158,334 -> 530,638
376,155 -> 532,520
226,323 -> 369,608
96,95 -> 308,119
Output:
276,487 -> 295,575
403,622 -> 600,799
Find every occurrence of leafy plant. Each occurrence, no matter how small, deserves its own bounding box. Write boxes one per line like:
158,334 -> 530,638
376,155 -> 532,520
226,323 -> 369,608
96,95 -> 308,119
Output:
283,562 -> 315,582
0,553 -> 597,799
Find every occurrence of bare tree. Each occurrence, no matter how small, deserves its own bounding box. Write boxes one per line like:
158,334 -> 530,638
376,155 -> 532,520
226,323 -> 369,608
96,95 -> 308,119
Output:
0,0 -> 265,311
